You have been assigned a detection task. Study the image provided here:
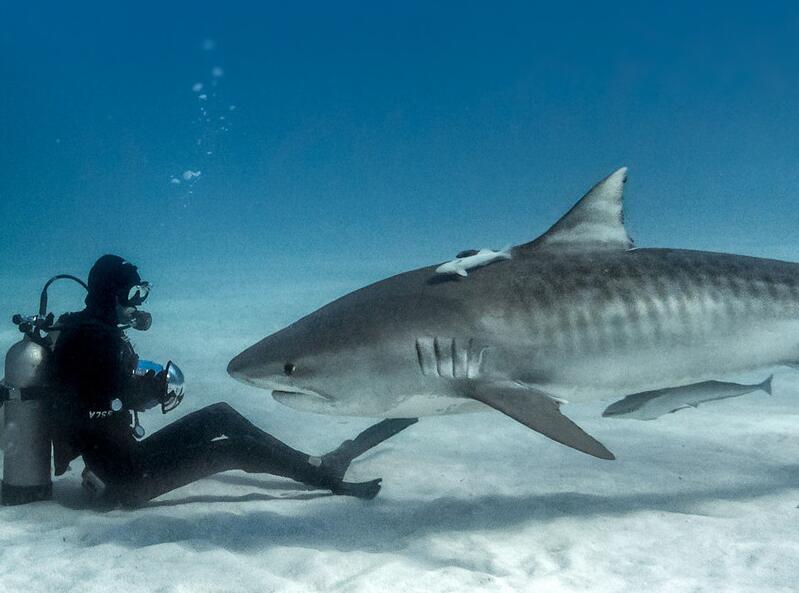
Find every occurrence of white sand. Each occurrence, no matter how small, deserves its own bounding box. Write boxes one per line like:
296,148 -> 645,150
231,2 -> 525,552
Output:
1,263 -> 798,593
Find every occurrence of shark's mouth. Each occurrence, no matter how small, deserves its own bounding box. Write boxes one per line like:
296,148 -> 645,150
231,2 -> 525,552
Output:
272,389 -> 331,401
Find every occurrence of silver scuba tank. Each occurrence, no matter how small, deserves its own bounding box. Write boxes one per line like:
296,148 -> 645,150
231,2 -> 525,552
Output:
1,334 -> 53,505
1,274 -> 88,505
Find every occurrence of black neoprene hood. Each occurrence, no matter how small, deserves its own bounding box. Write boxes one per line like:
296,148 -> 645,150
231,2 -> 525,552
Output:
85,254 -> 142,311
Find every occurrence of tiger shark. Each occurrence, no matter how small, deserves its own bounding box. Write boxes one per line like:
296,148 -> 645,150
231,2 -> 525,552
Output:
228,167 -> 799,460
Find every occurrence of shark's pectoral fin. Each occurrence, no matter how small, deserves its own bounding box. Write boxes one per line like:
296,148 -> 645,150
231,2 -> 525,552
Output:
461,381 -> 615,460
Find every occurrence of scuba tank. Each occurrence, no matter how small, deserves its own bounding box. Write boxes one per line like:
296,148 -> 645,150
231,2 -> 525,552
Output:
2,332 -> 53,505
1,274 -> 87,506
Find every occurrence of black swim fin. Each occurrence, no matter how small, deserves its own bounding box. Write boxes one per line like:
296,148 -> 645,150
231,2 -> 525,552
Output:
321,418 -> 419,479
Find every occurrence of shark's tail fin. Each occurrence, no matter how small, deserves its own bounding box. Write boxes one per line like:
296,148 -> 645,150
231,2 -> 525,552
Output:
760,374 -> 774,396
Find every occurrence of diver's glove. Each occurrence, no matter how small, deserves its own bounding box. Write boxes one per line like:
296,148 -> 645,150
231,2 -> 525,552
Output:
126,360 -> 185,413
124,369 -> 167,412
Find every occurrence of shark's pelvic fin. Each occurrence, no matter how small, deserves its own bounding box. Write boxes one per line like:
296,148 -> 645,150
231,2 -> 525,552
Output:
461,380 -> 616,460
520,167 -> 633,253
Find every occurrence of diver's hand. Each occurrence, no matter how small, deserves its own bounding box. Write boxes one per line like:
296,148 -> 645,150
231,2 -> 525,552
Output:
125,369 -> 167,411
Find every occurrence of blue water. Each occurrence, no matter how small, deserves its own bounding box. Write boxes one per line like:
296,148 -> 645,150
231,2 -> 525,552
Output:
4,7 -> 799,591
2,1 -> 799,284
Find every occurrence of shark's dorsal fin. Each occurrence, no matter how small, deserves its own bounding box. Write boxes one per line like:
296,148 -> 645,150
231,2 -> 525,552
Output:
519,167 -> 633,253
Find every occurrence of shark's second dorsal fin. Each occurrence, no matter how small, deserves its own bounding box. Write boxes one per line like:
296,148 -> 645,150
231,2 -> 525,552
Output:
519,167 -> 633,253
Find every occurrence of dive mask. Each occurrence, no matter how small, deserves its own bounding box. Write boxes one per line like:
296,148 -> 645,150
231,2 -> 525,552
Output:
117,281 -> 152,330
122,282 -> 150,307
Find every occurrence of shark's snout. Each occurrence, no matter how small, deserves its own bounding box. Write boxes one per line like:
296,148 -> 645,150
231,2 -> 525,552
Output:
227,345 -> 284,388
228,339 -> 326,397
226,351 -> 253,383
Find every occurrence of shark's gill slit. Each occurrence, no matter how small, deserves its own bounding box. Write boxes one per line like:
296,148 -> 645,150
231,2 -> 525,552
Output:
454,338 -> 469,378
417,337 -> 477,378
434,337 -> 454,378
433,337 -> 444,377
415,337 -> 436,376
467,339 -> 486,379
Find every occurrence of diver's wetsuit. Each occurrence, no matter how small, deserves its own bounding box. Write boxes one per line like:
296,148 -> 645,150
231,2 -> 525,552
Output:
49,309 -> 415,507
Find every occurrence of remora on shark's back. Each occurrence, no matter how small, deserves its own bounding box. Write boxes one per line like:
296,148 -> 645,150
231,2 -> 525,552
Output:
229,167 -> 799,460
436,246 -> 512,277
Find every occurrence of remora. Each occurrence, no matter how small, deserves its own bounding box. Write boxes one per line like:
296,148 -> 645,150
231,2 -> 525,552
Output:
228,168 -> 799,460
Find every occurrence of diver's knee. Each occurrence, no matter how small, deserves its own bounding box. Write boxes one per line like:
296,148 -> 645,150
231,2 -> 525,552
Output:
206,401 -> 236,416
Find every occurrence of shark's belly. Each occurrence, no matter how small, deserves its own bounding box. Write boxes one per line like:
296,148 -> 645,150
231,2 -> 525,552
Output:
383,393 -> 488,417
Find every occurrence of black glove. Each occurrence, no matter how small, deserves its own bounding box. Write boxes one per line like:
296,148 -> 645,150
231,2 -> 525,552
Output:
123,369 -> 167,411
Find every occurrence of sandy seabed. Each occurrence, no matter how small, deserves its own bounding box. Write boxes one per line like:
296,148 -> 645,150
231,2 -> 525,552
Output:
1,265 -> 798,593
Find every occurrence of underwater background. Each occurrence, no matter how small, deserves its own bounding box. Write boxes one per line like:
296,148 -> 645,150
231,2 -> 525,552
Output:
2,2 -> 799,592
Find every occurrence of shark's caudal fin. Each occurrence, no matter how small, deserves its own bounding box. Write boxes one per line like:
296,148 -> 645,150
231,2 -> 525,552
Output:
761,374 -> 774,395
518,167 -> 633,254
461,380 -> 615,460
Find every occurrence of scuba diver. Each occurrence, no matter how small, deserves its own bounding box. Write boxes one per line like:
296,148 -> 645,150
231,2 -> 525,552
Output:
46,254 -> 417,507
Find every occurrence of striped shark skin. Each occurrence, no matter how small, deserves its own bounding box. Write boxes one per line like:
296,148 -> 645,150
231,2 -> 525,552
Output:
228,167 -> 799,460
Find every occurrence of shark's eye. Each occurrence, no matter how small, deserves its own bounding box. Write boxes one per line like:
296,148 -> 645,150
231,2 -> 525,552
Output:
284,363 -> 296,376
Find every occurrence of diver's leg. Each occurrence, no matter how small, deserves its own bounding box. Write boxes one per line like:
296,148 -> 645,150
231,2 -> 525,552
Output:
141,402 -> 288,450
146,403 -> 414,479
112,429 -> 380,506
319,418 -> 419,479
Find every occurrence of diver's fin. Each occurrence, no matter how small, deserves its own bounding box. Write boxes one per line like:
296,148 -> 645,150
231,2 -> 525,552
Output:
320,418 -> 418,479
462,381 -> 615,460
519,167 -> 632,254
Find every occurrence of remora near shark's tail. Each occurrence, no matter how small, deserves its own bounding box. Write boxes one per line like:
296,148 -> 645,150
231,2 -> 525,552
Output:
602,375 -> 774,420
